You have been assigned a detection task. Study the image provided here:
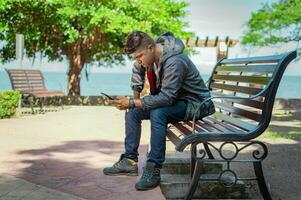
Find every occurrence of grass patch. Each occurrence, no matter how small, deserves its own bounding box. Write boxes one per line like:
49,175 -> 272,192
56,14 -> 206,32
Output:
260,130 -> 301,140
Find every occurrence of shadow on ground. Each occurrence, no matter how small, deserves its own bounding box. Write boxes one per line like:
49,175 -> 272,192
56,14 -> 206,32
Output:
9,140 -> 164,200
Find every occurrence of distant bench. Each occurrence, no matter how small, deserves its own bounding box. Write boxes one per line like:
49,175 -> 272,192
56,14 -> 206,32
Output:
5,69 -> 64,113
165,50 -> 297,200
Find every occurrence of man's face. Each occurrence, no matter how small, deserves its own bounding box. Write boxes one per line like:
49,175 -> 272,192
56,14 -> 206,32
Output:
131,45 -> 155,68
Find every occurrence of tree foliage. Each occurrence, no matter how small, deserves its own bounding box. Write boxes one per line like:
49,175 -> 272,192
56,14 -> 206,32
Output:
242,0 -> 301,46
0,0 -> 192,95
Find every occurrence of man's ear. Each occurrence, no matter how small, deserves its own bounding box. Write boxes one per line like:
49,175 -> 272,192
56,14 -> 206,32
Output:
148,44 -> 155,52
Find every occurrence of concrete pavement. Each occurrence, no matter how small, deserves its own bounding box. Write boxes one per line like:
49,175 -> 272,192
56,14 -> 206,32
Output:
0,106 -> 164,200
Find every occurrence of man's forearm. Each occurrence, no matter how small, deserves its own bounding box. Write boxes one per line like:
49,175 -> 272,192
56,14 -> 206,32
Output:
132,91 -> 143,109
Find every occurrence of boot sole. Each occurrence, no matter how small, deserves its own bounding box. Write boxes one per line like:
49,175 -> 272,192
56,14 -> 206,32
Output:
135,181 -> 160,191
103,171 -> 138,176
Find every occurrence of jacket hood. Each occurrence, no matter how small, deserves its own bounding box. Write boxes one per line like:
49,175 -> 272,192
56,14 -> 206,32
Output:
155,32 -> 185,67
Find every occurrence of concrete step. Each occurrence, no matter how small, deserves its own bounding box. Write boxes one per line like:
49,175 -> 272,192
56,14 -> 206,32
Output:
162,151 -> 223,175
160,174 -> 248,199
162,157 -> 223,175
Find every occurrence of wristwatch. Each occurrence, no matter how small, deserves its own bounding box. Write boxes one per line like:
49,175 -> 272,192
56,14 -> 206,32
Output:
128,98 -> 135,109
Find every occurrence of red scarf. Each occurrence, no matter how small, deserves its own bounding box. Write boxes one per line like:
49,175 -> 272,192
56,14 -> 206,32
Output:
147,68 -> 157,95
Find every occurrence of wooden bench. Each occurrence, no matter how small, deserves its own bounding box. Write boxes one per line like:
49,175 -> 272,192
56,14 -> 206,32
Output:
5,69 -> 64,113
166,50 -> 297,200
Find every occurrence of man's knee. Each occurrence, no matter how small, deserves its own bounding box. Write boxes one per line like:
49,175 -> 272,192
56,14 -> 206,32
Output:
125,108 -> 144,121
150,107 -> 168,122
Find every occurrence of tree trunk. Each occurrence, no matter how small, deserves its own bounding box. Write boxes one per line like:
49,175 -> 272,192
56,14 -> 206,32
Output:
67,41 -> 85,96
67,61 -> 83,96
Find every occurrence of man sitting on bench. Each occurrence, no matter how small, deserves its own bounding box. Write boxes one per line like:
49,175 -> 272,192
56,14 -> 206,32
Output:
103,31 -> 215,191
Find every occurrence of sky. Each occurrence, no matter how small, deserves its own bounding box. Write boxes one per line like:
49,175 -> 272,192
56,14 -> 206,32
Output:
2,0 -> 300,75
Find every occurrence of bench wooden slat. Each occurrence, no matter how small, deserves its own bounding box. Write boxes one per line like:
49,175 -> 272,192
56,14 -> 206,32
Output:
172,123 -> 192,136
185,121 -> 210,132
25,70 -> 41,73
33,90 -> 62,94
220,54 -> 282,64
212,74 -> 271,85
13,82 -> 44,86
171,119 -> 226,135
210,82 -> 263,95
8,72 -> 38,75
215,64 -> 276,73
212,112 -> 257,131
9,69 -> 40,72
12,77 -> 43,81
14,88 -> 32,92
201,118 -> 230,132
194,120 -> 220,132
12,89 -> 48,93
166,129 -> 181,146
12,79 -> 42,83
214,102 -> 261,122
14,85 -> 33,88
24,76 -> 43,80
35,93 -> 63,97
27,86 -> 45,89
28,83 -> 44,86
10,72 -> 41,76
11,73 -> 27,77
185,120 -> 227,132
204,117 -> 243,133
211,92 -> 264,110
27,81 -> 44,84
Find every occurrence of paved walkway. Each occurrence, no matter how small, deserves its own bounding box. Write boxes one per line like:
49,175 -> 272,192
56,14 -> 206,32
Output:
0,106 -> 300,200
0,106 -> 164,200
0,174 -> 83,200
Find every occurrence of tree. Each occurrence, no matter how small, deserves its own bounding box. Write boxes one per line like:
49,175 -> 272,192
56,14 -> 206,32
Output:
241,0 -> 301,47
0,0 -> 192,96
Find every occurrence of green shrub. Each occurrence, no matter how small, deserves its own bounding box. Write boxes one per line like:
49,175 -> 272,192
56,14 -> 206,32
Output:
0,91 -> 21,119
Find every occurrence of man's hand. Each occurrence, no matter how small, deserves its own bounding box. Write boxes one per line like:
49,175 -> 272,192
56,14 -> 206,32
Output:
110,96 -> 129,110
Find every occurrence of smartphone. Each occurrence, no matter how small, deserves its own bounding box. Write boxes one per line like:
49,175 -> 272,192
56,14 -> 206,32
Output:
100,92 -> 114,100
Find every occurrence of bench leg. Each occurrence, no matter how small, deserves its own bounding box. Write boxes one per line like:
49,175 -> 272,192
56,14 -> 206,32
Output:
28,96 -> 34,114
203,142 -> 214,159
184,160 -> 204,200
253,162 -> 272,200
191,143 -> 214,177
203,143 -> 214,159
190,143 -> 197,177
40,97 -> 45,112
59,97 -> 64,110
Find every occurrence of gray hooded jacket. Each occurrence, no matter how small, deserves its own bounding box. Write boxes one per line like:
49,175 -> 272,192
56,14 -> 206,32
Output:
130,32 -> 215,121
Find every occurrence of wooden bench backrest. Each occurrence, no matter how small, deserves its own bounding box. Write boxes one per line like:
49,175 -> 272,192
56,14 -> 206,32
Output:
5,69 -> 46,93
207,50 -> 297,136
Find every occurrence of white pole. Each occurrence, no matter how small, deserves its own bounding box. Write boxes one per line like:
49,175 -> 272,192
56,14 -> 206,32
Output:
16,34 -> 24,68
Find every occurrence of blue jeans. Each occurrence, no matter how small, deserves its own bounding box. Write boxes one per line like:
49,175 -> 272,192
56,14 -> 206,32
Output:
123,101 -> 187,168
